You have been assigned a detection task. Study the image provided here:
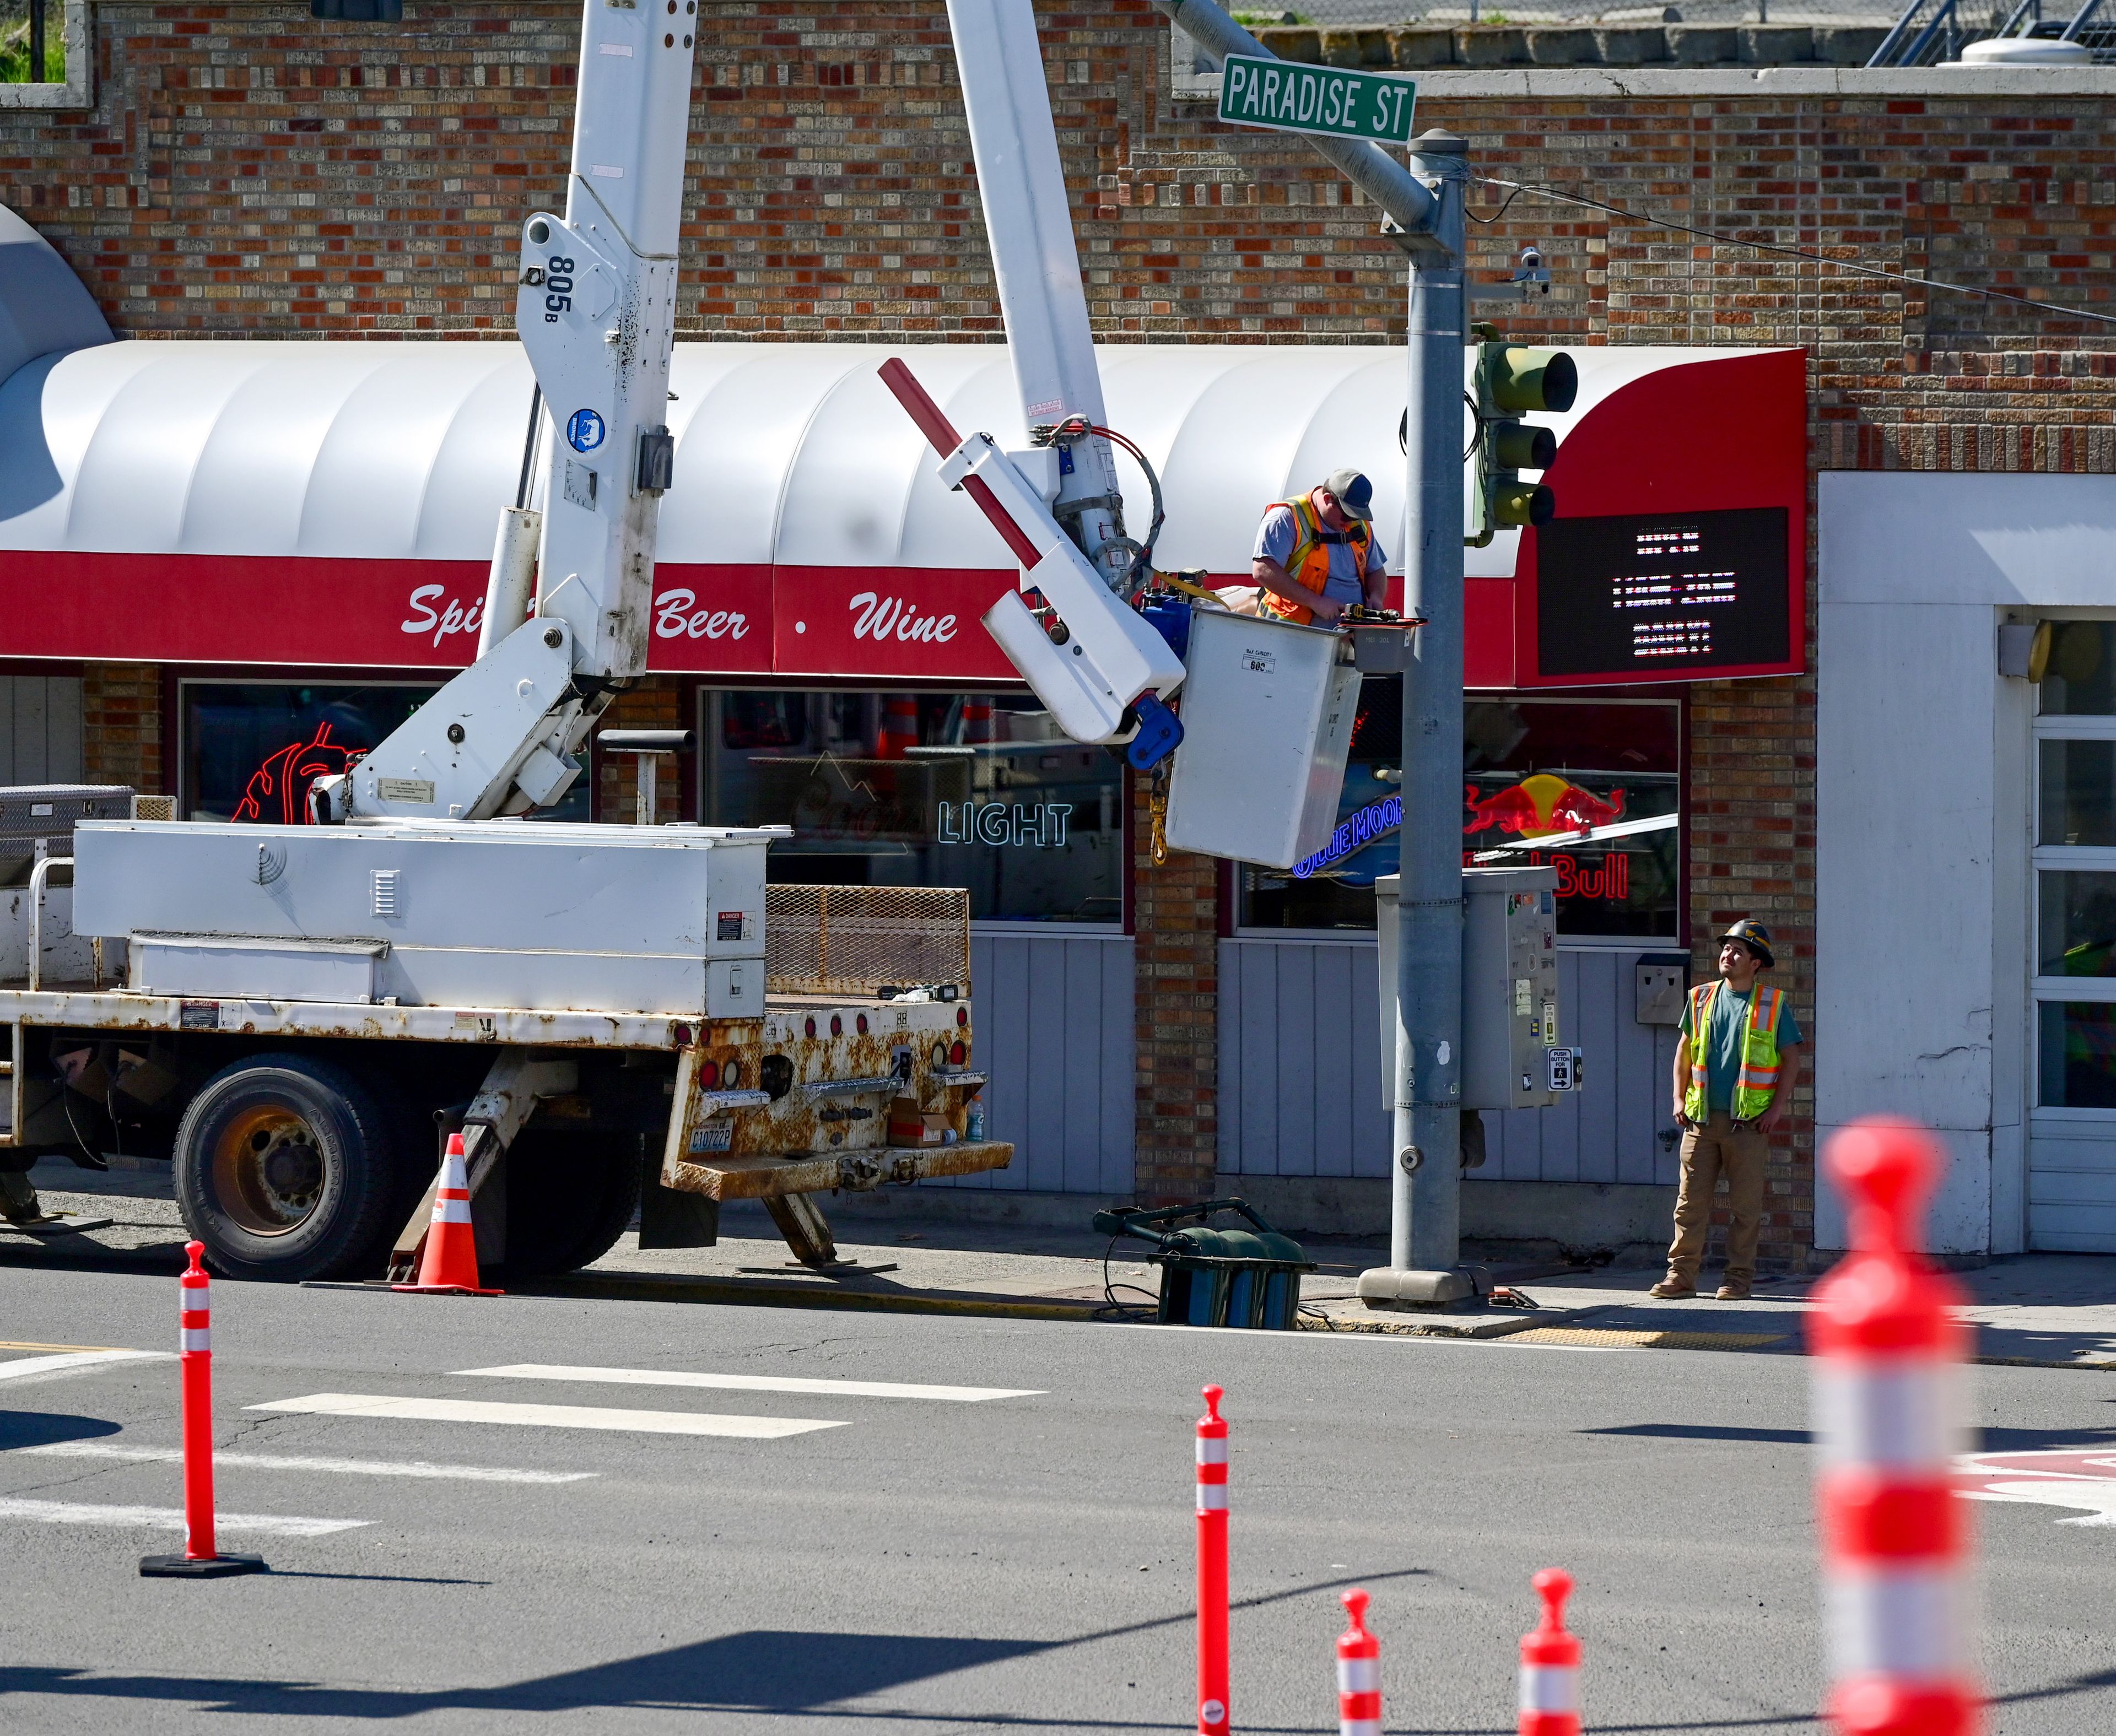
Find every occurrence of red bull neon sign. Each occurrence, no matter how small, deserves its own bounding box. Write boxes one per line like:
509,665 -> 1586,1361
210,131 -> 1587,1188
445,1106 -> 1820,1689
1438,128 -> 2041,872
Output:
1462,774 -> 1627,839
1293,794 -> 1403,880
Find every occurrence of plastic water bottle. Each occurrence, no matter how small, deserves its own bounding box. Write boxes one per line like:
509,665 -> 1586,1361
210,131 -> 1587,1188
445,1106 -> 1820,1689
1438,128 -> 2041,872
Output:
966,1097 -> 985,1142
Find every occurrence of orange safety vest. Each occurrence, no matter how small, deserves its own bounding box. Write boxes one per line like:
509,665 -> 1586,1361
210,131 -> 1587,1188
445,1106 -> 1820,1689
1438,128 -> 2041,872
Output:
1261,494 -> 1370,626
1682,979 -> 1786,1124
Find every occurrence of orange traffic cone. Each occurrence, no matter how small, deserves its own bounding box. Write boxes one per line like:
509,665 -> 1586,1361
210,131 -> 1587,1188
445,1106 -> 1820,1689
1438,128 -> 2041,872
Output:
391,1132 -> 504,1296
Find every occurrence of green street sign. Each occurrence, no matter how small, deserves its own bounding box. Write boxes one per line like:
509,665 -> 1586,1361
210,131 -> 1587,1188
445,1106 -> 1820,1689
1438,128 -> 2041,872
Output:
1216,55 -> 1416,145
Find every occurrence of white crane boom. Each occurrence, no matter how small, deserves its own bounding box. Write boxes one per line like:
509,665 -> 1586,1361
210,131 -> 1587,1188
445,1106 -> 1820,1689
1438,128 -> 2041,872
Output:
315,0 -> 699,824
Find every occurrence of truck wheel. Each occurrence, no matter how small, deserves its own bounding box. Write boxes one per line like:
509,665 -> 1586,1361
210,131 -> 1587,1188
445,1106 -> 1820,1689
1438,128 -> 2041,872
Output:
174,1053 -> 400,1282
503,1129 -> 641,1279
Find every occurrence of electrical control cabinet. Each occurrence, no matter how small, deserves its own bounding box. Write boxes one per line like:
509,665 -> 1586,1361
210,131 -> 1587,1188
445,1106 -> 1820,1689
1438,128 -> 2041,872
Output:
1375,864 -> 1574,1113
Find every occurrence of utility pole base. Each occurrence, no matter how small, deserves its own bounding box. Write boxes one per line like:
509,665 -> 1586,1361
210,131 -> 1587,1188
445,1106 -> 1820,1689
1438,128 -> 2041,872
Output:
1356,1267 -> 1474,1310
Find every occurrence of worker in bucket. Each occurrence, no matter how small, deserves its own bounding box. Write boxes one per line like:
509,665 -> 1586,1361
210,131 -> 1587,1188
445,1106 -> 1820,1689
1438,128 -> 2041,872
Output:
1251,469 -> 1388,626
1651,918 -> 1804,1302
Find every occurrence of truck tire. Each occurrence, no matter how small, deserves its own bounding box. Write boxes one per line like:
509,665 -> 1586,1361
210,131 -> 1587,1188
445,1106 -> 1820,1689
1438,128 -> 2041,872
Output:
503,1129 -> 641,1279
174,1053 -> 401,1282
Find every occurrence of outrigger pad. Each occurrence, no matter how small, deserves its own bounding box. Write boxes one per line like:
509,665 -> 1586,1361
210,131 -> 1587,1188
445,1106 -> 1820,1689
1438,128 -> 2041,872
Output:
140,1553 -> 268,1578
764,1192 -> 838,1268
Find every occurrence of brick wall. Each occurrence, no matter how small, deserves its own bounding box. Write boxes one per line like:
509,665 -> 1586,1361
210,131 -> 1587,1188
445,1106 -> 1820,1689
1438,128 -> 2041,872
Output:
1688,679 -> 1816,1269
593,679 -> 689,825
82,663 -> 163,795
1131,774 -> 1217,1205
9,4 -> 2116,1240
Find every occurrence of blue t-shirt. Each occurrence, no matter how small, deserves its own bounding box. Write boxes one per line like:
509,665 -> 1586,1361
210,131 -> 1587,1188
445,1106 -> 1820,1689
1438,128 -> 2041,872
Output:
1681,982 -> 1804,1115
1254,504 -> 1385,606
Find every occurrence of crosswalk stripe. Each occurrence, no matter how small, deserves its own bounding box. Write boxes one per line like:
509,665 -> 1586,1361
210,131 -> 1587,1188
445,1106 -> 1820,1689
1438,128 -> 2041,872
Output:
0,1350 -> 169,1383
0,1497 -> 368,1537
455,1363 -> 1045,1403
15,1442 -> 598,1485
245,1393 -> 847,1439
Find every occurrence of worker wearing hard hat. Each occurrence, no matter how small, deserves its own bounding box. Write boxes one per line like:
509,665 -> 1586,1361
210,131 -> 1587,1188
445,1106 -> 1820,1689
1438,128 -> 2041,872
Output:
1251,469 -> 1388,627
1651,918 -> 1804,1303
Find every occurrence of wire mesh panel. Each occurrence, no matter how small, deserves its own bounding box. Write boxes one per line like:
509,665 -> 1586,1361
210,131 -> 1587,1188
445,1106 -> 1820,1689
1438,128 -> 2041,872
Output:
765,884 -> 973,998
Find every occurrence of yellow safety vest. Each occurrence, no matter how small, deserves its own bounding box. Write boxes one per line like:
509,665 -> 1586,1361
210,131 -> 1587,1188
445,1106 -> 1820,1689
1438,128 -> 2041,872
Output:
1683,979 -> 1786,1124
1261,494 -> 1370,626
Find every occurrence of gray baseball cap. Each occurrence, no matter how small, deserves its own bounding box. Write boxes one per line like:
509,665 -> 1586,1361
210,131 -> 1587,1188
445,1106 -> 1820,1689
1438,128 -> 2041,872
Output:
1321,468 -> 1374,521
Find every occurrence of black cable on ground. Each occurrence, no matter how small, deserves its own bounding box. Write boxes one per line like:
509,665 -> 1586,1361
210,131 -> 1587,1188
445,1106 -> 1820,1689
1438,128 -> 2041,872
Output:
1099,1232 -> 1160,1319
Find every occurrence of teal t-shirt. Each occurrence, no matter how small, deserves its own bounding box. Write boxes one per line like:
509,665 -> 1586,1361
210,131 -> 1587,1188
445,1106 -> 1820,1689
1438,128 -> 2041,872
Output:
1681,983 -> 1803,1115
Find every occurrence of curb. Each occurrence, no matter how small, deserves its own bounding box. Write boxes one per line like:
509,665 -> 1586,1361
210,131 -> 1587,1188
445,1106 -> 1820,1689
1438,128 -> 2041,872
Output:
533,1270 -> 1116,1323
1972,1353 -> 2116,1373
1300,1306 -> 1573,1339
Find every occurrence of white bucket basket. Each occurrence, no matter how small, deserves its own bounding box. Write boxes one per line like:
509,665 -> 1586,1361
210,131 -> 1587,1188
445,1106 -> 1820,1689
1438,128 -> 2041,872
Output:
1160,608 -> 1361,870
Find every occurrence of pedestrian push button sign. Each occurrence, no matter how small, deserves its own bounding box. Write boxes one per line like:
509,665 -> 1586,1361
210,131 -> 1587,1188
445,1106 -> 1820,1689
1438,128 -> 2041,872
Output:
1216,55 -> 1416,145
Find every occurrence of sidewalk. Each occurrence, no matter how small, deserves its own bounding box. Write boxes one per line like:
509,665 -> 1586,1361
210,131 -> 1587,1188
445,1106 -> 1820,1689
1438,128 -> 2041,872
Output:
10,1159 -> 2116,1365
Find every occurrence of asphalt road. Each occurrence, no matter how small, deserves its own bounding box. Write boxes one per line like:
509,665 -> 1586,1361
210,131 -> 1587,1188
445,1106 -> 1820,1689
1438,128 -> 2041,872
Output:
4,1263 -> 2115,1734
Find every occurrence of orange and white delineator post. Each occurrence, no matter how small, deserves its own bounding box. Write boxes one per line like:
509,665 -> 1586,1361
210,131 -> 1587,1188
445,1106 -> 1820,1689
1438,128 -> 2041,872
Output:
1337,1587 -> 1381,1736
139,1241 -> 266,1578
391,1131 -> 504,1296
1807,1119 -> 1981,1736
1518,1569 -> 1581,1736
1196,1383 -> 1230,1736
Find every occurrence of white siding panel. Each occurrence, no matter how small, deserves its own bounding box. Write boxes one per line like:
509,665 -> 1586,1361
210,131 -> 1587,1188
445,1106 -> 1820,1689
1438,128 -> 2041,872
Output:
1220,938 -> 1670,1188
45,677 -> 83,783
1347,944 -> 1390,1178
1312,944 -> 1357,1179
933,932 -> 1132,1197
9,679 -> 45,783
0,676 -> 84,786
1276,947 -> 1319,1178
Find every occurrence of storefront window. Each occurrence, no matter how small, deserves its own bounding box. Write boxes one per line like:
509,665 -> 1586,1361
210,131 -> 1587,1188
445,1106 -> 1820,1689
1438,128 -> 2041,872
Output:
2040,623 -> 2116,717
2040,1002 -> 2116,1109
1241,685 -> 1682,942
699,689 -> 1124,924
180,682 -> 591,823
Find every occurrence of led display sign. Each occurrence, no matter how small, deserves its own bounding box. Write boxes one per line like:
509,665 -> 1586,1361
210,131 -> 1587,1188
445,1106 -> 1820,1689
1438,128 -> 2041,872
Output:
1534,507 -> 1791,682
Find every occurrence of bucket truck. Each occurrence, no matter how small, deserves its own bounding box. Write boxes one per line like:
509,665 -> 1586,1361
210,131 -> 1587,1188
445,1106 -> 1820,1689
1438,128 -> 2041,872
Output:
0,0 -> 1013,1279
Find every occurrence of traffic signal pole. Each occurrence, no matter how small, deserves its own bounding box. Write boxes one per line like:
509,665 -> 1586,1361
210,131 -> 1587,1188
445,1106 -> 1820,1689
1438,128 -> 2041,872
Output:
1146,0 -> 1471,1293
1390,132 -> 1469,1280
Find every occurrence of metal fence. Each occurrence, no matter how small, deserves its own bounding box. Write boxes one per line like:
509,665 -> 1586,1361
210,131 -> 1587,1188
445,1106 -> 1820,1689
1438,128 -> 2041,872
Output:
764,884 -> 974,999
1242,1 -> 1960,23
0,0 -> 56,83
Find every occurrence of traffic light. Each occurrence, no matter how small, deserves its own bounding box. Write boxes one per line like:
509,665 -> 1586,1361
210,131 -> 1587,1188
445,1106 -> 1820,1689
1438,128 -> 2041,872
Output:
1466,329 -> 1577,548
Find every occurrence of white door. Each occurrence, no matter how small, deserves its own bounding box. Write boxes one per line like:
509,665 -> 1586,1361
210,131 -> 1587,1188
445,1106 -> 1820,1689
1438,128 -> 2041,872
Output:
2028,623 -> 2116,1251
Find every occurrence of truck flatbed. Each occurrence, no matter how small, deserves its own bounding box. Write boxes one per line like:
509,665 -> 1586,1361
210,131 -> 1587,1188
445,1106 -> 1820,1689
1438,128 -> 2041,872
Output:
0,984 -> 700,1050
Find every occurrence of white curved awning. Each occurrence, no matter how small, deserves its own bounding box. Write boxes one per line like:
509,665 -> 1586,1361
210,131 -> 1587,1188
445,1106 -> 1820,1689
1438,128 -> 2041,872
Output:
1,338 -> 1437,572
0,337 -> 1800,685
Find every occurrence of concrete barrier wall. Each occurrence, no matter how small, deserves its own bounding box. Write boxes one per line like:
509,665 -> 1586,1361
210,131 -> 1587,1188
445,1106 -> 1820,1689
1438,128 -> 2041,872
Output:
1249,21 -> 1889,69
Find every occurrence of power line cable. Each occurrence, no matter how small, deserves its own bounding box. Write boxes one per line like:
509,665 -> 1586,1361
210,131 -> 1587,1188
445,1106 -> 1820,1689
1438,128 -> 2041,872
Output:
1471,175 -> 2116,328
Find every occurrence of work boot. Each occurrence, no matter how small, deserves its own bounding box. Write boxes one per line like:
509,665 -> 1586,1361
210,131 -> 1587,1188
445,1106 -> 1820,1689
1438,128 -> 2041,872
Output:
1715,1280 -> 1752,1301
1648,1275 -> 1694,1299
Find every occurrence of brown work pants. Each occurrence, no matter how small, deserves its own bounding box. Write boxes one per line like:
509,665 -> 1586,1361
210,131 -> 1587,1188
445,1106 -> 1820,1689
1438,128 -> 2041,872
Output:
1666,1111 -> 1767,1287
